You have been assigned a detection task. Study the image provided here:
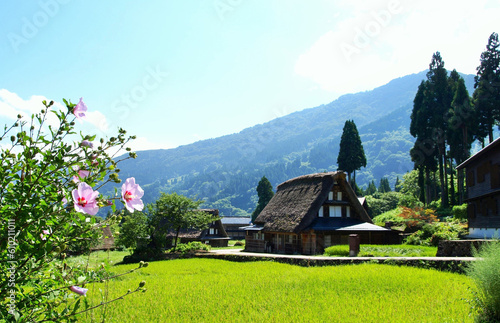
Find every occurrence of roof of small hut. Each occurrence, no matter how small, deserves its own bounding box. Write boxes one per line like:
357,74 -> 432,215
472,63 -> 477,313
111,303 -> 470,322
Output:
91,226 -> 115,251
164,209 -> 229,239
254,172 -> 371,233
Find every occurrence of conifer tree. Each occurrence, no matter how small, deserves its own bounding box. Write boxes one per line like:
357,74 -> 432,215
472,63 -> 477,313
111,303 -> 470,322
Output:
251,176 -> 274,222
337,120 -> 366,186
473,32 -> 500,145
378,178 -> 391,193
365,180 -> 377,196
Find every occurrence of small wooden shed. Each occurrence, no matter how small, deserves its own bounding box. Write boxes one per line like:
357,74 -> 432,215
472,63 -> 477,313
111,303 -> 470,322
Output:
165,209 -> 230,247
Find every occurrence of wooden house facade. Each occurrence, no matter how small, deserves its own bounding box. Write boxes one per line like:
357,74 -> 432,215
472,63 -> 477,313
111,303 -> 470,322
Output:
457,138 -> 500,238
220,216 -> 251,239
165,209 -> 230,247
243,172 -> 398,255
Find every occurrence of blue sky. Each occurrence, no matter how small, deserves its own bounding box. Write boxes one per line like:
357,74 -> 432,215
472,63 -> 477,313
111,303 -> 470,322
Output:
1,0 -> 499,151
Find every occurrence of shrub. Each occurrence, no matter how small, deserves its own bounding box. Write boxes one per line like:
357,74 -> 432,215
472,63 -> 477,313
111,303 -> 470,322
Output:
466,241 -> 500,322
404,220 -> 467,246
452,204 -> 468,220
0,98 -> 147,321
173,241 -> 211,254
365,192 -> 402,217
372,207 -> 406,227
324,245 -> 350,257
234,241 -> 245,246
398,206 -> 438,232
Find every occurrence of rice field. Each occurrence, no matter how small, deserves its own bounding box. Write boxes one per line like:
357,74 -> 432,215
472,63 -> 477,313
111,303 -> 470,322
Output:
324,244 -> 438,257
76,257 -> 474,322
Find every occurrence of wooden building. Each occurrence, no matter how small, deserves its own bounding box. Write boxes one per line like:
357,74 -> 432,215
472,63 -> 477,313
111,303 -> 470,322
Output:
220,216 -> 251,239
243,172 -> 398,255
457,138 -> 500,238
91,226 -> 115,251
165,209 -> 230,247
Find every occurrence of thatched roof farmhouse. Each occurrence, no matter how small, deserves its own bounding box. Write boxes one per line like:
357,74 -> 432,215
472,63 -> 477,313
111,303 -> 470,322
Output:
243,172 -> 398,255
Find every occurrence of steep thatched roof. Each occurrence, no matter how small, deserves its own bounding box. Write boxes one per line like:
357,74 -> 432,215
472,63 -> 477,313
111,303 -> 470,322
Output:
254,172 -> 371,233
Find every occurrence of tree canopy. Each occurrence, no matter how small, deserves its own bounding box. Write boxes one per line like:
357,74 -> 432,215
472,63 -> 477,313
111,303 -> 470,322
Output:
337,120 -> 366,185
251,176 -> 274,222
148,192 -> 218,251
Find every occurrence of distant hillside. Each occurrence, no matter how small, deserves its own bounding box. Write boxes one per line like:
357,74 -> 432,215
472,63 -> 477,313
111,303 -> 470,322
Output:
115,70 -> 475,217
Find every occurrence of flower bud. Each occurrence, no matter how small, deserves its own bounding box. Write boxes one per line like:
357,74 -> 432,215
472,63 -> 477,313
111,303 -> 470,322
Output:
10,136 -> 15,142
139,281 -> 146,288
17,114 -> 22,119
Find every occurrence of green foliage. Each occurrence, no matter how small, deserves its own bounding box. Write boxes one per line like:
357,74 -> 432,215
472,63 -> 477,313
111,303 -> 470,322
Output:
171,241 -> 211,254
378,177 -> 391,193
148,192 -> 217,251
365,191 -> 402,217
77,258 -> 473,322
323,245 -> 350,257
337,119 -> 366,182
452,203 -> 468,220
372,207 -> 406,227
364,180 -> 377,195
466,241 -> 500,322
0,99 -> 146,321
404,219 -> 467,247
116,211 -> 149,249
251,176 -> 274,222
473,32 -> 500,144
324,244 -> 437,257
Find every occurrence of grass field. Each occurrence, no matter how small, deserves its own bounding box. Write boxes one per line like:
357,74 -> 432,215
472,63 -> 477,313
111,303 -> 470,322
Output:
75,256 -> 474,322
324,244 -> 438,257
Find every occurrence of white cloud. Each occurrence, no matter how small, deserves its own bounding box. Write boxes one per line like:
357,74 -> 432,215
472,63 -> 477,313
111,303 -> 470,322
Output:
0,89 -> 112,137
295,0 -> 500,95
125,136 -> 173,152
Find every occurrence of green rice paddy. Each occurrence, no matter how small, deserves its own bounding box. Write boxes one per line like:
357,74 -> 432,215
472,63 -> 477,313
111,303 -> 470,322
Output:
76,257 -> 474,322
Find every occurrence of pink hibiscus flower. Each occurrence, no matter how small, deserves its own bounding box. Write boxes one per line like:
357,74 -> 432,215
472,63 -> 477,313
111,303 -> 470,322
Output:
72,182 -> 99,215
73,98 -> 87,122
122,177 -> 144,212
69,285 -> 88,296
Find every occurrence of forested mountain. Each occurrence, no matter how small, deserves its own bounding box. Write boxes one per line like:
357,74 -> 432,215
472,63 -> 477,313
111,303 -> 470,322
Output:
114,70 -> 475,217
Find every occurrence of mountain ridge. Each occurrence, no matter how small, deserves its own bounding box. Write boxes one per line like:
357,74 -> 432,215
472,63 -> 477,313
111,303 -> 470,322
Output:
116,70 -> 476,216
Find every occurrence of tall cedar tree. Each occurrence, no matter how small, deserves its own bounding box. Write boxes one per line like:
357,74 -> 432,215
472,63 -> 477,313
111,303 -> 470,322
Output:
410,81 -> 438,204
427,52 -> 452,208
449,69 -> 475,204
378,178 -> 391,193
473,32 -> 500,145
337,120 -> 366,186
410,52 -> 452,206
251,176 -> 274,222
